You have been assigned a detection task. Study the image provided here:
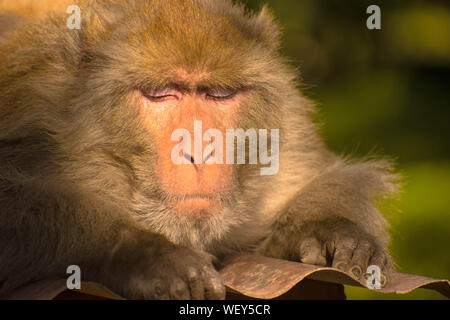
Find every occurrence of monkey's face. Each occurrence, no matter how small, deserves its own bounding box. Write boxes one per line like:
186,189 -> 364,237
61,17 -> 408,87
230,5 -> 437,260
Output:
72,0 -> 285,226
133,82 -> 244,218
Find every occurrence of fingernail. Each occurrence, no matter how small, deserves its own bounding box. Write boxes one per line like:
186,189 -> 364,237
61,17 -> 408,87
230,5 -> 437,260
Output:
335,262 -> 348,271
350,266 -> 362,278
380,274 -> 388,287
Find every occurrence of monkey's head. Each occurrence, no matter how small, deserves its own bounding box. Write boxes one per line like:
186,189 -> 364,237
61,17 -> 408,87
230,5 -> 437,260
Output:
2,0 -> 304,250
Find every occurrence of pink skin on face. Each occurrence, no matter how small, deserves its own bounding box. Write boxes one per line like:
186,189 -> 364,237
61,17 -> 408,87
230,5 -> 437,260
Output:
134,83 -> 243,218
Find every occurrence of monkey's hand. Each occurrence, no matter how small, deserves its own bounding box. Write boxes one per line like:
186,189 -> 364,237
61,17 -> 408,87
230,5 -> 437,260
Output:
98,229 -> 226,300
260,217 -> 392,287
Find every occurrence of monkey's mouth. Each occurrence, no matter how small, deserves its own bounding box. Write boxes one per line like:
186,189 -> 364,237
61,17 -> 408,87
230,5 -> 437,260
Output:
170,194 -> 219,201
164,193 -> 229,218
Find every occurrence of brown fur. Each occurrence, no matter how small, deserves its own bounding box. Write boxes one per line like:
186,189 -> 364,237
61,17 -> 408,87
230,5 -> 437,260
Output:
0,0 -> 400,299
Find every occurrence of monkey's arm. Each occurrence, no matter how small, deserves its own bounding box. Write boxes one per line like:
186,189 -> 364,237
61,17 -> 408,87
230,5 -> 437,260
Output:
0,180 -> 225,299
258,158 -> 400,284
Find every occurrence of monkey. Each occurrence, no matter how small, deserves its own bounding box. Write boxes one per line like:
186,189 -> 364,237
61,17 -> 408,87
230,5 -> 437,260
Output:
0,0 -> 401,300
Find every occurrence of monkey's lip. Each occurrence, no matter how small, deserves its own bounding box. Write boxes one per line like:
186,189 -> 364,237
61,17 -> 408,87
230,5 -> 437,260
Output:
169,194 -> 221,201
167,194 -> 224,217
160,192 -> 233,216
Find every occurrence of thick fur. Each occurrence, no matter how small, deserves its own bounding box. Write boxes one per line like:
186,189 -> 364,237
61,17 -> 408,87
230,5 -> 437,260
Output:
0,0 -> 400,299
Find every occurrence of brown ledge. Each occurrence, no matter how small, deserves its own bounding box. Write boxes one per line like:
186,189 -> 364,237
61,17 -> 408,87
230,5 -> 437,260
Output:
4,255 -> 449,300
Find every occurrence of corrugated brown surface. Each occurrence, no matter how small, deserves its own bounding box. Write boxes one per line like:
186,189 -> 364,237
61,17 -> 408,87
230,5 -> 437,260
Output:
4,255 -> 449,299
220,255 -> 450,299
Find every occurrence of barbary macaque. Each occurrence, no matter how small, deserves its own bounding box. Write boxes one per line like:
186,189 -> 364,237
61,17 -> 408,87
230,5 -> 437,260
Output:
0,0 -> 400,299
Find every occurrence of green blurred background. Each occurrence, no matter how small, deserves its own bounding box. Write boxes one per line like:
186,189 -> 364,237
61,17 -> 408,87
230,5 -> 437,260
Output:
244,0 -> 450,299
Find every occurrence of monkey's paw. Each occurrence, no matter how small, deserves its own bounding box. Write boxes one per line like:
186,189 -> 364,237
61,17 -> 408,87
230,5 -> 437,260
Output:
105,246 -> 226,300
295,221 -> 392,287
262,218 -> 392,287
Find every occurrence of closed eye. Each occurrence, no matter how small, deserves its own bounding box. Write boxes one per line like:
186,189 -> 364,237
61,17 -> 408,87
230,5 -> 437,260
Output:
205,88 -> 238,101
142,87 -> 179,101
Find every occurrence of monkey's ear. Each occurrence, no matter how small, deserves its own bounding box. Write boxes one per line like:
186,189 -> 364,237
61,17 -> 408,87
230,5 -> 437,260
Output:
253,5 -> 282,52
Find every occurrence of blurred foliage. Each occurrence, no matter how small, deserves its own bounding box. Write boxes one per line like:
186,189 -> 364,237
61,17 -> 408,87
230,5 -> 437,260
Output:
244,0 -> 450,299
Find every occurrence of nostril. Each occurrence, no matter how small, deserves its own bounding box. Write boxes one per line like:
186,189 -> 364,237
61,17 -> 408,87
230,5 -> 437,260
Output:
204,150 -> 214,163
183,152 -> 195,164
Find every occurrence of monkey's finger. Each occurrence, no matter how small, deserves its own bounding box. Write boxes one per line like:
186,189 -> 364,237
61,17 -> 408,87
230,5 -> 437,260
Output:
203,267 -> 226,300
332,237 -> 358,271
348,240 -> 375,279
367,252 -> 389,287
299,237 -> 327,266
169,277 -> 191,300
187,267 -> 205,300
